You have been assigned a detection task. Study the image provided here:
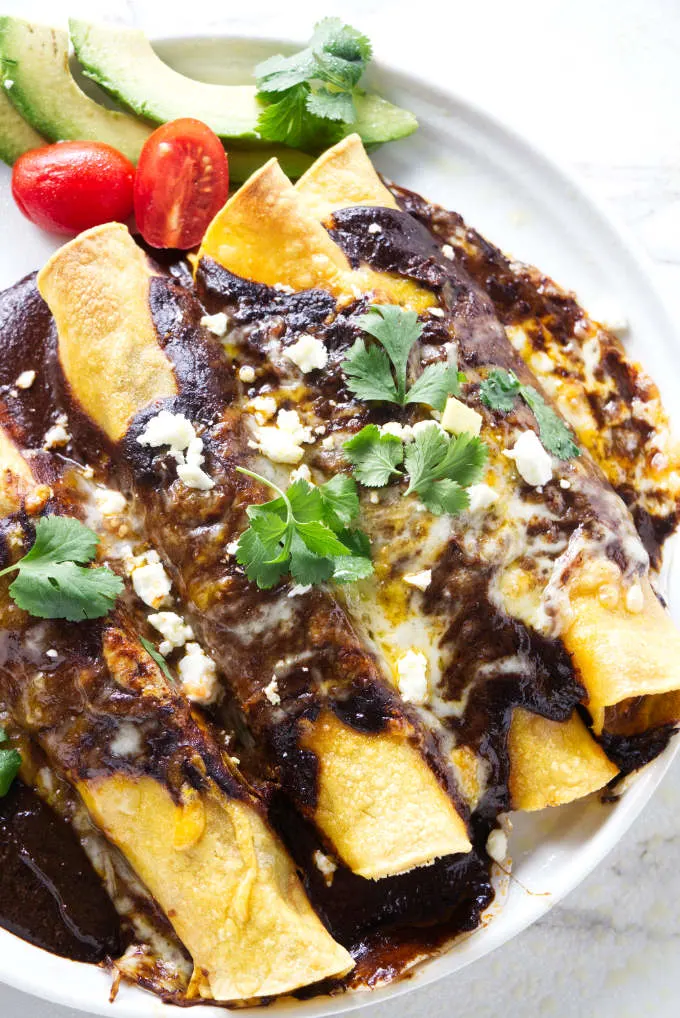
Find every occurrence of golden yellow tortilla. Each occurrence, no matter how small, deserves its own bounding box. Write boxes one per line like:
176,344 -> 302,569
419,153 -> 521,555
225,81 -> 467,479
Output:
37,223 -> 177,442
508,709 -> 618,811
198,156 -> 434,312
564,565 -> 680,711
199,158 -> 356,297
301,710 -> 471,879
81,774 -> 352,1000
0,427 -> 34,515
295,133 -> 399,222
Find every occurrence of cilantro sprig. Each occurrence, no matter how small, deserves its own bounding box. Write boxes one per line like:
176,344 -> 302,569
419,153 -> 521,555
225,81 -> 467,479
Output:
0,728 -> 21,797
342,305 -> 463,411
255,19 -> 372,149
344,423 -> 488,515
0,517 -> 123,621
479,368 -> 580,459
235,469 -> 373,589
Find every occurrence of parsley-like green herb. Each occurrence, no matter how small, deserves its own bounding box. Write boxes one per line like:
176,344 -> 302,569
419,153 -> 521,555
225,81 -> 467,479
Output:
343,422 -> 488,515
520,386 -> 581,459
479,368 -> 580,459
0,728 -> 21,797
255,19 -> 372,148
404,426 -> 488,515
343,424 -> 405,486
342,305 -> 462,411
140,637 -> 174,682
478,368 -> 521,413
0,517 -> 123,621
235,469 -> 372,590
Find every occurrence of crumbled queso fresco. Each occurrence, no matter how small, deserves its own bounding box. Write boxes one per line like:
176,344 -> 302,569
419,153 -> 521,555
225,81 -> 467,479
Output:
403,570 -> 432,591
93,487 -> 127,516
466,483 -> 498,512
283,334 -> 328,373
395,649 -> 429,704
123,548 -> 172,609
15,369 -> 35,389
43,414 -> 70,450
251,409 -> 314,464
263,675 -> 281,705
136,410 -> 214,491
177,643 -> 220,704
148,611 -> 194,656
504,430 -> 553,487
200,311 -> 228,337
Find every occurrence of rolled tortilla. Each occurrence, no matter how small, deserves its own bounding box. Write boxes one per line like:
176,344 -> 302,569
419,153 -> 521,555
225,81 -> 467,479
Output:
508,709 -> 618,811
292,136 -> 625,806
0,437 -> 352,999
38,223 -> 473,880
562,560 -> 680,711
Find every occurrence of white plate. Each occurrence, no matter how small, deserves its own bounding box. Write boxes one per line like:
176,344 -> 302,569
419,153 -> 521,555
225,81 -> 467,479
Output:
0,32 -> 678,1018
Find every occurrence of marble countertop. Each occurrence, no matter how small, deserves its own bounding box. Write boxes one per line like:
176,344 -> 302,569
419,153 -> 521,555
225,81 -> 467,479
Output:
2,0 -> 680,1015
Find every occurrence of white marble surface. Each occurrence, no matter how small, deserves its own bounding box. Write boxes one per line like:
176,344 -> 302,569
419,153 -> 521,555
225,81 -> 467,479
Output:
2,0 -> 680,1015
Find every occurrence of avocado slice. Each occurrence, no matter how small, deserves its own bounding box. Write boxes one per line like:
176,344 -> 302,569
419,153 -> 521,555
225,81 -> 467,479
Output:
0,18 -> 152,164
0,82 -> 45,164
69,19 -> 418,149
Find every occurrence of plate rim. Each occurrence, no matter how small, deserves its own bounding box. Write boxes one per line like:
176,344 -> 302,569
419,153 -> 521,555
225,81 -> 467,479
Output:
0,29 -> 678,1018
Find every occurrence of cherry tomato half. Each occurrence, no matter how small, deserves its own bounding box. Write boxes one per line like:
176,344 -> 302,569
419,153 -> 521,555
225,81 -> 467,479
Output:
133,118 -> 229,250
11,141 -> 135,235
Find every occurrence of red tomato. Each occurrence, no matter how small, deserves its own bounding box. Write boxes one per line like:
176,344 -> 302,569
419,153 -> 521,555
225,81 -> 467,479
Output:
11,141 -> 135,235
133,118 -> 229,250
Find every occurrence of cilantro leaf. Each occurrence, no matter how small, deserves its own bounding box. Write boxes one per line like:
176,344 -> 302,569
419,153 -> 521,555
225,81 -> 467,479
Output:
479,368 -> 521,412
235,469 -> 372,590
416,479 -> 469,517
0,727 -> 21,797
478,367 -> 579,460
311,18 -> 372,64
341,339 -> 399,403
255,19 -> 372,148
403,425 -> 488,515
295,521 -> 352,557
289,532 -> 336,586
236,527 -> 289,589
358,305 -> 423,401
20,516 -> 99,567
0,517 -> 123,621
306,87 -> 356,122
9,562 -> 123,622
342,306 -> 460,411
343,425 -> 405,486
331,554 -> 374,583
140,637 -> 174,682
256,85 -> 341,150
405,362 -> 462,411
520,386 -> 581,459
255,49 -> 319,93
318,474 -> 360,529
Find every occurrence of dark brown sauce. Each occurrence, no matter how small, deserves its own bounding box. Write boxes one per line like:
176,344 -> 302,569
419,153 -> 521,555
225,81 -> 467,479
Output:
0,781 -> 121,961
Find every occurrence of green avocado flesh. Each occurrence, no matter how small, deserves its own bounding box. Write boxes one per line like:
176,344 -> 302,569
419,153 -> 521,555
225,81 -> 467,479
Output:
0,17 -> 152,164
0,17 -> 415,179
0,82 -> 45,164
70,19 -> 418,148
